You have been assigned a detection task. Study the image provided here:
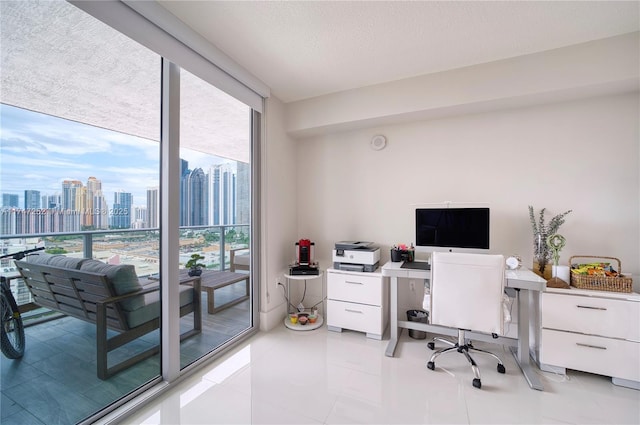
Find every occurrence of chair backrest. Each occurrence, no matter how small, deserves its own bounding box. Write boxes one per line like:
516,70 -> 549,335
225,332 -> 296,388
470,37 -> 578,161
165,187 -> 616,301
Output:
430,252 -> 505,335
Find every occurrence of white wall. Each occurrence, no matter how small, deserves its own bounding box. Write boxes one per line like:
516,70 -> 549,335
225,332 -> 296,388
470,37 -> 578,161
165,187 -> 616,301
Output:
295,93 -> 639,304
286,33 -> 639,138
260,96 -> 299,330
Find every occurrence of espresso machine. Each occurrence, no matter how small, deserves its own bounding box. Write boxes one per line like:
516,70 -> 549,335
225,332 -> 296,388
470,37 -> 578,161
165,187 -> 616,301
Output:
290,239 -> 319,275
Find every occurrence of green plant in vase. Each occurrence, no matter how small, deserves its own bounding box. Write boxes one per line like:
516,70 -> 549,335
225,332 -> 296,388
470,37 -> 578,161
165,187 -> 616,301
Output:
528,206 -> 572,278
185,253 -> 206,277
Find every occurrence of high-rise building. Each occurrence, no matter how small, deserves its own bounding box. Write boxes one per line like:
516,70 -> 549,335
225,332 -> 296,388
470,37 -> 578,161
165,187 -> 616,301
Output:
207,163 -> 237,226
181,159 -> 189,177
219,164 -> 235,225
132,205 -> 147,229
111,191 -> 132,229
76,186 -> 89,225
207,166 -> 220,225
84,177 -> 99,227
61,180 -> 83,210
24,190 -> 40,210
2,194 -> 19,208
146,187 -> 158,228
92,193 -> 109,229
0,208 -> 81,234
180,159 -> 190,226
236,162 -> 250,225
182,168 -> 208,226
43,194 -> 61,209
0,209 -> 18,235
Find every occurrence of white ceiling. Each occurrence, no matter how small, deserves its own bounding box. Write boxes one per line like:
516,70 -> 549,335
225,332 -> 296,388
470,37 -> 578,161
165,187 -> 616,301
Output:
157,1 -> 640,103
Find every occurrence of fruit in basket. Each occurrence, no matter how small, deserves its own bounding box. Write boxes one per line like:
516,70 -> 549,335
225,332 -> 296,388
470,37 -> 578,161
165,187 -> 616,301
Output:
571,262 -> 617,277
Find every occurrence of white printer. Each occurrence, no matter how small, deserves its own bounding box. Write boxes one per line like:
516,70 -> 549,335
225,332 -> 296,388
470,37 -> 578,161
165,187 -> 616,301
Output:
332,241 -> 380,272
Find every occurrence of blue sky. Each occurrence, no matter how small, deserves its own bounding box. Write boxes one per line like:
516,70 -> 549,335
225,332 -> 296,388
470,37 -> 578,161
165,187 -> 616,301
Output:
0,104 -> 229,208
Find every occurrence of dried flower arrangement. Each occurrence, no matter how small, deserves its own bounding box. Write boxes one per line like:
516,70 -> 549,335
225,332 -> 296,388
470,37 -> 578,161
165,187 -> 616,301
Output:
528,206 -> 572,276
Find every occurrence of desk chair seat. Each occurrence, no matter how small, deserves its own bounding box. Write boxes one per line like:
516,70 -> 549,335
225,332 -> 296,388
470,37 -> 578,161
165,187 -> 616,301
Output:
426,252 -> 506,389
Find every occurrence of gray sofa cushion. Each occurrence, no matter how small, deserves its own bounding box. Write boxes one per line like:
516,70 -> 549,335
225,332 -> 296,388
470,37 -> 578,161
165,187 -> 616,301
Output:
47,255 -> 87,269
25,253 -> 60,265
80,260 -> 144,311
124,282 -> 194,328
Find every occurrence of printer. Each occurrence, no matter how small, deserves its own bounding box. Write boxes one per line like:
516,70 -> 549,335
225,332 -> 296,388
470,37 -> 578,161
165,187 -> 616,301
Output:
332,241 -> 380,272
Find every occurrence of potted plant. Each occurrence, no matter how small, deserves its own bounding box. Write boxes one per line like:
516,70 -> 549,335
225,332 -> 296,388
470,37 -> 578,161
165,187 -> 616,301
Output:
185,253 -> 206,276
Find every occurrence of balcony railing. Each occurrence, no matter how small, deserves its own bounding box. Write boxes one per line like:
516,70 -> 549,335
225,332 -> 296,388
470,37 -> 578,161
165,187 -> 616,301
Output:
0,224 -> 249,310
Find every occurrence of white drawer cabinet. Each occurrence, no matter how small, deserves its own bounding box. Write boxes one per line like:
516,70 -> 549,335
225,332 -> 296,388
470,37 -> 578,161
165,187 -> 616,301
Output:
540,288 -> 640,389
327,268 -> 389,340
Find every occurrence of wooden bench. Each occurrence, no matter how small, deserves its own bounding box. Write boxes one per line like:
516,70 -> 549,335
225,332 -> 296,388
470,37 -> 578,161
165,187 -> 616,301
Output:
15,260 -> 201,380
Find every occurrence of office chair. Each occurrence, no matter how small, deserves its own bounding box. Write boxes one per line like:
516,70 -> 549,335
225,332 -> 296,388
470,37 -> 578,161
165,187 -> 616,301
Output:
426,252 -> 506,389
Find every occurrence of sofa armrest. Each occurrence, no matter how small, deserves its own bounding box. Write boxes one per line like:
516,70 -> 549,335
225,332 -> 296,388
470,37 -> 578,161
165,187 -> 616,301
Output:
98,284 -> 159,307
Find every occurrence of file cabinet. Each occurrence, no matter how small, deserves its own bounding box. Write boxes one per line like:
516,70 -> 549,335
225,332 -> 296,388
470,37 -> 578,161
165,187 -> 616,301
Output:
540,288 -> 640,389
327,268 -> 389,340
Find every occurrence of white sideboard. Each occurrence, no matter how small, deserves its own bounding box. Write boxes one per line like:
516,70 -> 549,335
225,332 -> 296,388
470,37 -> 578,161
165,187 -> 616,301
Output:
539,287 -> 640,390
326,268 -> 389,340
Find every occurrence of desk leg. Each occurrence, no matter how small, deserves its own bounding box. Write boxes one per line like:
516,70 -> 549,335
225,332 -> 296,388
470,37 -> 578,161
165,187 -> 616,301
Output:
385,276 -> 399,357
510,288 -> 543,391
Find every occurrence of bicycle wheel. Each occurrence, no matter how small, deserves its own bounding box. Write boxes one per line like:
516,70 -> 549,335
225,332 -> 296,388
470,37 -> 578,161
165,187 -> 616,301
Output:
1,288 -> 25,359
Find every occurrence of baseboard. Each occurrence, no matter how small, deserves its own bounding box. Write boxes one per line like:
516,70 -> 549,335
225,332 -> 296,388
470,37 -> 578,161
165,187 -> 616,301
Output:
259,302 -> 287,331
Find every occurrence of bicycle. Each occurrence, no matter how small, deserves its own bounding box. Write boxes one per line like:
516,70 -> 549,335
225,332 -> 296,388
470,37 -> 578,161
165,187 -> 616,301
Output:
0,246 -> 44,359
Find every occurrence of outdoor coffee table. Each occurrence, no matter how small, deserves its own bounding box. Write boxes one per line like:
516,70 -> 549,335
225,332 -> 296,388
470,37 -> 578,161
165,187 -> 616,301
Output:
179,269 -> 249,314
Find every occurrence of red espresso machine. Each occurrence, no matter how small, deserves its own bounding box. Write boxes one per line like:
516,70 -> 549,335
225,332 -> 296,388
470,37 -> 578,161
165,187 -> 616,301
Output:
290,239 -> 319,275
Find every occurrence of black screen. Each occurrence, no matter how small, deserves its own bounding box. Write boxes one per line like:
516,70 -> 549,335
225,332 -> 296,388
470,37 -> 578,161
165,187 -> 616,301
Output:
415,208 -> 490,250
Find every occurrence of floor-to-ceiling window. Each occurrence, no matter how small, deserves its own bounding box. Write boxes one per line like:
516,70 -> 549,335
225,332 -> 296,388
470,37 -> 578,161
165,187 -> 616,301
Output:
1,1 -> 163,423
178,69 -> 253,370
0,1 -> 260,423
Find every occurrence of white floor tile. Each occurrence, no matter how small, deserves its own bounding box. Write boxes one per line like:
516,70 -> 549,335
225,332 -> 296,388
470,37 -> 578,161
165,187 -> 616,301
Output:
121,325 -> 640,425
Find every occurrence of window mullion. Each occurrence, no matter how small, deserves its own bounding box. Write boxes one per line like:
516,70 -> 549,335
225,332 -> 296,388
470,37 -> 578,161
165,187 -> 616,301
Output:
160,59 -> 181,382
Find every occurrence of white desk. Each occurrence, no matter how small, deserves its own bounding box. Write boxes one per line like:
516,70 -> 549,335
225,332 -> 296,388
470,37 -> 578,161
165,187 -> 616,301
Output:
382,260 -> 547,391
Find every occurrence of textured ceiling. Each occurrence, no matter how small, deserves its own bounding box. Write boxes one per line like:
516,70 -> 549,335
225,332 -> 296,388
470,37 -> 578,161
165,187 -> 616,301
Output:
158,1 -> 640,103
0,0 -> 250,163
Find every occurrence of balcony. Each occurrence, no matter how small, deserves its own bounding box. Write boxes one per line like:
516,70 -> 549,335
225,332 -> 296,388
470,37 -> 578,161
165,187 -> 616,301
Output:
1,225 -> 252,424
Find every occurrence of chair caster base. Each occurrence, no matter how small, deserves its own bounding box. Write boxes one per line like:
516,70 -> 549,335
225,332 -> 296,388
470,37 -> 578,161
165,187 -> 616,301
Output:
497,363 -> 506,374
427,361 -> 435,370
473,378 -> 481,389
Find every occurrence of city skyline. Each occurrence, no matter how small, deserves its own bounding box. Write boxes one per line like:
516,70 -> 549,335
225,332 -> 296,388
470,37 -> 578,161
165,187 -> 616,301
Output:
0,104 -> 237,209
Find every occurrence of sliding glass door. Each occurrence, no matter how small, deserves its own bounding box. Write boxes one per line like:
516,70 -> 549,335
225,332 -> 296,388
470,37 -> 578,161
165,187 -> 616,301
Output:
174,68 -> 254,370
0,1 -> 259,423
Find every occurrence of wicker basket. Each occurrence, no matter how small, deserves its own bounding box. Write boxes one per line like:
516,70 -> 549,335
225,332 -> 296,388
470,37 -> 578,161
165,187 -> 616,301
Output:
569,255 -> 633,293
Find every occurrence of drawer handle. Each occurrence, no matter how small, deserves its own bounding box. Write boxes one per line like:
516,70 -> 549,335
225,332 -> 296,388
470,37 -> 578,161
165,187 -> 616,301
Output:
345,281 -> 364,285
345,309 -> 364,314
576,305 -> 607,311
576,342 -> 607,350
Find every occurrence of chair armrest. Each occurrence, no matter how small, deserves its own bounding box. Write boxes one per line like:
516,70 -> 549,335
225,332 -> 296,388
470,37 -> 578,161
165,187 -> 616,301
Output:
230,248 -> 249,259
230,248 -> 250,272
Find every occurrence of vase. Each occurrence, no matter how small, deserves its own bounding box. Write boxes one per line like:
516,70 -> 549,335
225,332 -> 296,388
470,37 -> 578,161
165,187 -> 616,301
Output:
532,232 -> 551,278
188,268 -> 202,277
552,265 -> 570,283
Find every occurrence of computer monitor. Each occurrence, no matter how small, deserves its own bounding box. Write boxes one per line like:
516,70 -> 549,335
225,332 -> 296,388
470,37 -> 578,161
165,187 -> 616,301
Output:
415,207 -> 490,252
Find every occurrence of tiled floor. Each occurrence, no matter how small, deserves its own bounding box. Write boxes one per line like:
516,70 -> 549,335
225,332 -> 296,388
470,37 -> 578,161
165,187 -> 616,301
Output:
120,325 -> 640,424
1,281 -> 252,425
